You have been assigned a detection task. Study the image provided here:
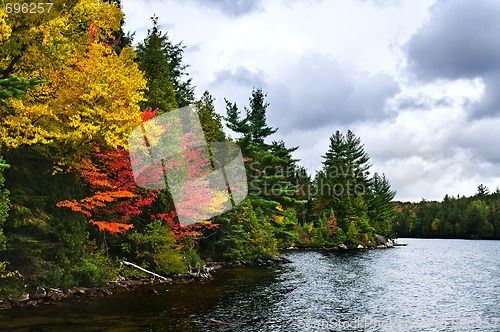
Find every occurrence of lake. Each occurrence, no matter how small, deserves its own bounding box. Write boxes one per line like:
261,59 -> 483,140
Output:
1,238 -> 499,331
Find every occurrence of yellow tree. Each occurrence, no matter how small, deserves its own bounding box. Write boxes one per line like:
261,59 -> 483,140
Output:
0,0 -> 146,167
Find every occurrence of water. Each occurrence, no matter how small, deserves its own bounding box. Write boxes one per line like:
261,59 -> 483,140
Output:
1,239 -> 499,331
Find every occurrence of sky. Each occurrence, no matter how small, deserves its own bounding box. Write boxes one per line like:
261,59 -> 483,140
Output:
121,0 -> 500,202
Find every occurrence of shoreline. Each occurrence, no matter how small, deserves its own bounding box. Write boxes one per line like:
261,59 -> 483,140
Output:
0,244 -> 403,311
0,256 -> 291,311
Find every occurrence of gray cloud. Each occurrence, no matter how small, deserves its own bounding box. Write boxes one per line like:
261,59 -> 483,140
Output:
395,95 -> 453,110
406,0 -> 500,117
211,66 -> 267,89
267,54 -> 400,131
190,0 -> 263,17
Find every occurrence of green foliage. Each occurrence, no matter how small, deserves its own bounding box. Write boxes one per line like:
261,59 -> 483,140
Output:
0,261 -> 22,297
308,130 -> 396,247
75,246 -> 116,287
395,187 -> 500,239
122,220 -> 187,276
206,200 -> 278,261
367,173 -> 397,237
0,74 -> 43,106
196,90 -> 226,143
0,143 -> 9,252
346,220 -> 360,247
135,15 -> 194,112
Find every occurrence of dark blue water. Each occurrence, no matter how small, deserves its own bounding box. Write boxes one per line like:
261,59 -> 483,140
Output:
1,239 -> 499,331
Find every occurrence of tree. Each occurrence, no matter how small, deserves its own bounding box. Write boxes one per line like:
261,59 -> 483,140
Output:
225,89 -> 303,211
367,173 -> 397,238
476,184 -> 490,200
317,130 -> 372,231
0,75 -> 43,106
0,0 -> 146,168
0,143 -> 9,251
195,91 -> 226,143
225,88 -> 277,146
135,15 -> 194,113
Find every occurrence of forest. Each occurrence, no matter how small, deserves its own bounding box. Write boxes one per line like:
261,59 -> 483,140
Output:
394,184 -> 500,240
0,0 -> 398,296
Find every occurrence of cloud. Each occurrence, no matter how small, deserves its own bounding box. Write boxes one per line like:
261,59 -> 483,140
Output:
405,0 -> 500,117
266,53 -> 400,131
190,0 -> 263,17
211,66 -> 267,89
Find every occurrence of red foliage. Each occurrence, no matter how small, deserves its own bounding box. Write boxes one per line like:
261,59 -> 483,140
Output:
57,109 -> 224,238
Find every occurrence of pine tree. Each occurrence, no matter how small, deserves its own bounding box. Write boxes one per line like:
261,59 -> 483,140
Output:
319,130 -> 371,226
195,91 -> 226,143
225,88 -> 302,210
0,75 -> 42,106
135,15 -> 195,113
367,173 -> 397,238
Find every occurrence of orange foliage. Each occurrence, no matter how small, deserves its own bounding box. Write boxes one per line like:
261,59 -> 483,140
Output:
90,220 -> 134,234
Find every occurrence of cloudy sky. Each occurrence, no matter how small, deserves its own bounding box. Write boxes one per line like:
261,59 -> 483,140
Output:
122,0 -> 500,202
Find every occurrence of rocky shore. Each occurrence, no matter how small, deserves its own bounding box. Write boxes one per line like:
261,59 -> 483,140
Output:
0,256 -> 291,310
286,242 -> 396,251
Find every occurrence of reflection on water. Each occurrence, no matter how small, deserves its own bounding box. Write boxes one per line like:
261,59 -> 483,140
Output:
1,239 -> 499,331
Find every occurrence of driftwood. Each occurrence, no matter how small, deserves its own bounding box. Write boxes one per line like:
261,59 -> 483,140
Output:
121,261 -> 169,281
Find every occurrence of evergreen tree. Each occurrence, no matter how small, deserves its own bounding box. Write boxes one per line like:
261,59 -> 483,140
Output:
135,15 -> 194,113
367,173 -> 397,238
0,75 -> 43,106
318,130 -> 371,230
195,90 -> 226,143
225,88 -> 302,210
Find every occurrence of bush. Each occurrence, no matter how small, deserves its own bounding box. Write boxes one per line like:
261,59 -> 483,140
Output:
122,220 -> 187,276
75,249 -> 116,286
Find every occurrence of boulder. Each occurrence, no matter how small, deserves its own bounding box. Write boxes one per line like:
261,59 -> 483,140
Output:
26,300 -> 38,307
376,244 -> 386,249
338,244 -> 348,250
0,300 -> 12,310
357,244 -> 364,249
30,286 -> 46,300
85,288 -> 98,297
16,293 -> 30,302
47,289 -> 63,301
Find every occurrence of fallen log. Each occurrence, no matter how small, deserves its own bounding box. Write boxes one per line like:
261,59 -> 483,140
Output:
121,261 -> 169,281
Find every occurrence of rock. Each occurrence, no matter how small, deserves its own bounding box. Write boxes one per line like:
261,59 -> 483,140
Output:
30,286 -> 46,300
102,289 -> 113,296
374,234 -> 387,245
16,293 -> 30,302
377,244 -> 386,249
72,287 -> 87,296
47,289 -> 64,301
357,244 -> 364,249
386,242 -> 394,248
10,301 -> 22,307
85,288 -> 98,297
339,244 -> 348,250
26,300 -> 38,307
113,285 -> 129,293
0,301 -> 12,310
